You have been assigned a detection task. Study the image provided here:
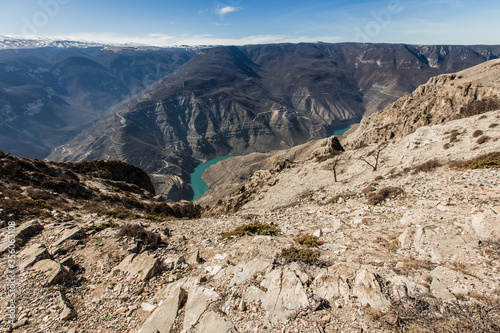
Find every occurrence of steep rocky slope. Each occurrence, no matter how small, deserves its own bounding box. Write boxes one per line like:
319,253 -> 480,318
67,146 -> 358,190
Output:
49,43 -> 500,200
0,45 -> 196,158
1,110 -> 499,333
344,59 -> 500,149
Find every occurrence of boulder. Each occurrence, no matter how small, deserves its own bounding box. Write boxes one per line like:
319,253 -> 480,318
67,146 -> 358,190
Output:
58,291 -> 77,321
33,259 -> 73,285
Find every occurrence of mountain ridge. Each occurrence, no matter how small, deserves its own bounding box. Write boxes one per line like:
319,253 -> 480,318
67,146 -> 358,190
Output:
48,43 -> 500,201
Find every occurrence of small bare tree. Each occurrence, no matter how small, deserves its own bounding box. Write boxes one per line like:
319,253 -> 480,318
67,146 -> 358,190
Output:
359,142 -> 388,172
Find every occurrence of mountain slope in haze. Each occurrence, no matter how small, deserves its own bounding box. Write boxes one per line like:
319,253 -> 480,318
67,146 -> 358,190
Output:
0,44 -> 196,158
48,43 -> 500,200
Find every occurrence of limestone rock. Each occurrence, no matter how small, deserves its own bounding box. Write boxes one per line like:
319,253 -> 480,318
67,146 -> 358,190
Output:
52,224 -> 86,247
183,286 -> 220,330
58,291 -> 77,321
19,243 -> 50,270
352,269 -> 389,309
0,220 -> 43,253
194,311 -> 236,333
259,268 -> 309,323
112,252 -> 162,281
138,287 -> 187,333
230,257 -> 273,285
33,259 -> 73,285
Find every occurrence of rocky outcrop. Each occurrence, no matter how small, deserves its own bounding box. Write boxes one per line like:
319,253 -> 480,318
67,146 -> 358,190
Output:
345,59 -> 500,149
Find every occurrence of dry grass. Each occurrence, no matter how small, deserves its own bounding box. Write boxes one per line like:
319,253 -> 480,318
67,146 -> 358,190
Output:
116,224 -> 161,247
412,159 -> 441,174
467,152 -> 500,169
277,247 -> 321,265
367,187 -> 404,205
220,222 -> 281,239
295,234 -> 323,247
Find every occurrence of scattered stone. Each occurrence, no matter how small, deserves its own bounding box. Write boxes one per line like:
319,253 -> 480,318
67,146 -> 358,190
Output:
141,302 -> 157,312
0,220 -> 43,253
230,258 -> 273,285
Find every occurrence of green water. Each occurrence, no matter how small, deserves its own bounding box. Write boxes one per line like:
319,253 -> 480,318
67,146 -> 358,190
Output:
331,126 -> 351,137
190,155 -> 242,201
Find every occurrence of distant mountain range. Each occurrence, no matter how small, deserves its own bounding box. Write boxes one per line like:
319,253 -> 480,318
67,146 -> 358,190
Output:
0,37 -> 199,158
47,42 -> 500,200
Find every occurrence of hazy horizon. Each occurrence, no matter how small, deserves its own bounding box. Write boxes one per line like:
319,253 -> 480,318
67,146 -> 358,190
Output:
0,0 -> 498,47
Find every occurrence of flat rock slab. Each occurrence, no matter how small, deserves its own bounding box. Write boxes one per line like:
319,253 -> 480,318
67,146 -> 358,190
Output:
139,287 -> 187,333
183,286 -> 220,330
258,268 -> 309,323
52,225 -> 86,247
194,311 -> 235,333
19,243 -> 50,270
230,257 -> 273,285
33,259 -> 73,285
0,220 -> 43,253
113,252 -> 162,281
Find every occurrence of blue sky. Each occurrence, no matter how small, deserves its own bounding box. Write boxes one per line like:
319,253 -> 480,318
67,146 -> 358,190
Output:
0,0 -> 499,45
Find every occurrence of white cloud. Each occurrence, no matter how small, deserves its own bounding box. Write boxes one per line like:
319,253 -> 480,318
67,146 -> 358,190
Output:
214,5 -> 244,18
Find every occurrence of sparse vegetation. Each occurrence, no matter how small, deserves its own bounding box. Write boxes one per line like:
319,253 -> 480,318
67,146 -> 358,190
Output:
220,222 -> 281,239
476,135 -> 490,144
412,159 -> 441,173
278,247 -> 321,265
97,210 -> 138,219
359,143 -> 388,172
467,152 -> 500,169
379,295 -> 500,333
116,224 -> 161,247
295,234 -> 323,247
472,129 -> 484,138
367,187 -> 404,205
460,97 -> 500,118
85,222 -> 118,232
489,123 -> 498,128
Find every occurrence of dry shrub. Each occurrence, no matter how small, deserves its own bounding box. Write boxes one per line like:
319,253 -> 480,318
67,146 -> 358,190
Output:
489,123 -> 498,128
472,130 -> 484,138
412,159 -> 441,173
467,152 -> 500,169
367,187 -> 404,205
476,135 -> 490,144
278,247 -> 321,265
443,143 -> 451,150
382,295 -> 500,333
460,98 -> 500,118
221,222 -> 281,239
117,224 -> 161,246
295,234 -> 323,247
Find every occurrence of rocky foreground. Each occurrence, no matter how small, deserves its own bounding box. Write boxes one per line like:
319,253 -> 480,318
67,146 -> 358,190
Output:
1,108 -> 499,332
